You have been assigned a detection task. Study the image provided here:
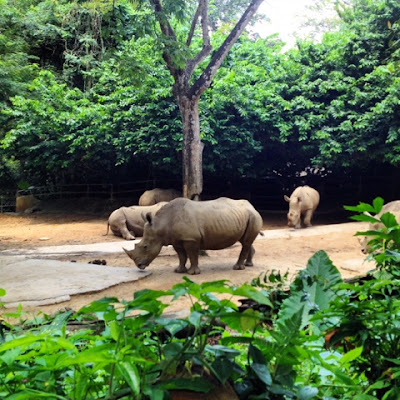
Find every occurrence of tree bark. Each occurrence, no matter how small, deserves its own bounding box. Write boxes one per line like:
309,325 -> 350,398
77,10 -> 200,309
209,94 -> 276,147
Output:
179,95 -> 204,200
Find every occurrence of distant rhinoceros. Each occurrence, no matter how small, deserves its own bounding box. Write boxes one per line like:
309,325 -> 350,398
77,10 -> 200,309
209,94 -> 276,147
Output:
138,188 -> 181,206
123,197 -> 263,275
105,202 -> 168,240
360,200 -> 400,254
284,185 -> 320,229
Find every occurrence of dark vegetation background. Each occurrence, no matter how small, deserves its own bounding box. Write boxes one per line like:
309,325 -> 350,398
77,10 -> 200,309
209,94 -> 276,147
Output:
1,0 -> 400,212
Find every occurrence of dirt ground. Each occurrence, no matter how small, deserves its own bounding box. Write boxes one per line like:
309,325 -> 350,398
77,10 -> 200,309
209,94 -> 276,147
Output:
0,211 -> 372,317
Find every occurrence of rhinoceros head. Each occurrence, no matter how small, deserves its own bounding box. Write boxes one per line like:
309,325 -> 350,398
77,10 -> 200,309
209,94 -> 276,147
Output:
287,210 -> 301,228
284,195 -> 301,228
123,212 -> 163,269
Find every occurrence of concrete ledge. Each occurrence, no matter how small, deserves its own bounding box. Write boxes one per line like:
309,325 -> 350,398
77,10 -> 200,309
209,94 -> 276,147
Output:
0,256 -> 150,308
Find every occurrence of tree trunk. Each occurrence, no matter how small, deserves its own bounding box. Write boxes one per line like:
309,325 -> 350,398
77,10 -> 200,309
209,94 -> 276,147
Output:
179,95 -> 204,200
151,0 -> 265,200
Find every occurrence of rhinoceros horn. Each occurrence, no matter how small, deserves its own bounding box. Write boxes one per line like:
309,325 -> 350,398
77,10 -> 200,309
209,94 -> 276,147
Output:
123,247 -> 134,257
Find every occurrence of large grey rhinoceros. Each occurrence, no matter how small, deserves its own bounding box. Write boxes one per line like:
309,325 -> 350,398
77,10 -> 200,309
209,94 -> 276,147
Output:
284,185 -> 320,229
138,188 -> 181,206
123,197 -> 263,275
360,200 -> 400,254
105,202 -> 168,240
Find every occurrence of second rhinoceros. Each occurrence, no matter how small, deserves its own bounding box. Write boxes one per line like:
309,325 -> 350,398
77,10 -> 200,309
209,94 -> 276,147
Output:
284,185 -> 320,229
138,188 -> 181,206
105,202 -> 167,240
123,197 -> 263,275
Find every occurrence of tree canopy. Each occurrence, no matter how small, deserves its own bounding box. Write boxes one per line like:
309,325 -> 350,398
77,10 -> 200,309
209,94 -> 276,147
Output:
1,0 -> 399,190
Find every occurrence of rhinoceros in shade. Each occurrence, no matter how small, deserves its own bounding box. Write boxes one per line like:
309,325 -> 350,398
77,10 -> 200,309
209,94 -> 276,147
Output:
284,185 -> 320,229
138,188 -> 181,206
123,197 -> 263,275
105,202 -> 168,240
359,200 -> 400,254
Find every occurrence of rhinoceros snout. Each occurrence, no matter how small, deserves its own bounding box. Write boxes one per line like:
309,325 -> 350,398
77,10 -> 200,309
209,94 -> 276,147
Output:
136,262 -> 148,270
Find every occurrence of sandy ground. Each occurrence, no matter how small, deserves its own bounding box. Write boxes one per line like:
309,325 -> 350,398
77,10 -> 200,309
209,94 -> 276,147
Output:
0,211 -> 372,317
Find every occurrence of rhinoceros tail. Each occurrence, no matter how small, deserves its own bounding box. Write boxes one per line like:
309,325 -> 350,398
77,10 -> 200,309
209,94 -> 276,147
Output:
103,222 -> 110,236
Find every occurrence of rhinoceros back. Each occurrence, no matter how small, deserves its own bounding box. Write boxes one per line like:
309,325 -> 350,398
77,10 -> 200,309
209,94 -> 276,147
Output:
291,186 -> 320,210
152,197 -> 262,250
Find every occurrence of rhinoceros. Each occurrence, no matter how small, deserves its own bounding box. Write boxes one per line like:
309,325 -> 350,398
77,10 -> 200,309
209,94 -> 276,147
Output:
123,197 -> 263,275
105,202 -> 168,240
360,200 -> 400,254
284,185 -> 320,229
138,188 -> 181,206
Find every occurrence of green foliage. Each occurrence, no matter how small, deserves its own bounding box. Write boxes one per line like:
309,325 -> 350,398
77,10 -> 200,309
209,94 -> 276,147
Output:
1,0 -> 400,187
278,0 -> 400,171
345,197 -> 400,267
317,197 -> 400,399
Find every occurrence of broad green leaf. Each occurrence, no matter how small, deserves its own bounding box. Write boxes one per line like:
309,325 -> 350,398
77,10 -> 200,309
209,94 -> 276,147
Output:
350,214 -> 380,224
381,212 -> 400,228
163,342 -> 183,358
232,285 -> 273,307
117,361 -> 140,397
240,308 -> 261,331
344,202 -> 377,213
372,197 -> 384,213
205,344 -> 241,358
0,334 -> 46,352
340,346 -> 363,365
278,250 -> 341,329
297,386 -> 319,400
251,363 -> 272,386
210,358 -> 236,383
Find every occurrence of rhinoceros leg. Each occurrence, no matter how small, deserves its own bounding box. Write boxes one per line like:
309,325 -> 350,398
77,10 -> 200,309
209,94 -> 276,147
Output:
173,246 -> 188,273
244,245 -> 255,266
233,243 -> 253,270
234,227 -> 258,270
183,242 -> 201,275
118,225 -> 136,240
303,209 -> 313,227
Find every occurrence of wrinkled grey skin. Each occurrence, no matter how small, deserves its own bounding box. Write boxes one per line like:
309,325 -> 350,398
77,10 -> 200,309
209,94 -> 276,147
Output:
123,197 -> 263,275
284,186 -> 320,229
105,202 -> 167,240
360,200 -> 400,254
138,188 -> 181,206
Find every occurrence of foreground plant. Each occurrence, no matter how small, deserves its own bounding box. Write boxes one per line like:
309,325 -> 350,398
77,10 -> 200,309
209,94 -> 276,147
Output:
316,198 -> 400,400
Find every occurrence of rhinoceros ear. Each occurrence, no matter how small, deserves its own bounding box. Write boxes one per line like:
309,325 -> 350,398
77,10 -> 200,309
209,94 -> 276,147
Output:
141,212 -> 153,224
144,212 -> 153,225
284,195 -> 290,203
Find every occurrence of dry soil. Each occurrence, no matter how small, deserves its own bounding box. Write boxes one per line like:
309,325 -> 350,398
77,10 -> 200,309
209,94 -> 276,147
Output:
0,211 -> 372,316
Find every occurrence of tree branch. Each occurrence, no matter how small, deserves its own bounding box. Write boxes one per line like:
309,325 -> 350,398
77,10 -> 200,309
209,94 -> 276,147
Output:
149,0 -> 179,78
190,0 -> 264,98
186,2 -> 201,47
185,0 -> 212,84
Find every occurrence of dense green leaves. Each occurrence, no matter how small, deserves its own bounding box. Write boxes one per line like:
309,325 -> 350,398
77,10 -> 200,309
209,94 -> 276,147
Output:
1,0 -> 400,189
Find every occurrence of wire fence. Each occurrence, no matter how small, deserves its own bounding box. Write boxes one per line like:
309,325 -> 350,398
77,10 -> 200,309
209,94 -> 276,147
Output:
1,175 -> 399,214
0,180 -> 182,213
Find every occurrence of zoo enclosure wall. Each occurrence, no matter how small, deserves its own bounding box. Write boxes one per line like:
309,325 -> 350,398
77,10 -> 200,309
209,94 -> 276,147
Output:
1,174 -> 399,215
